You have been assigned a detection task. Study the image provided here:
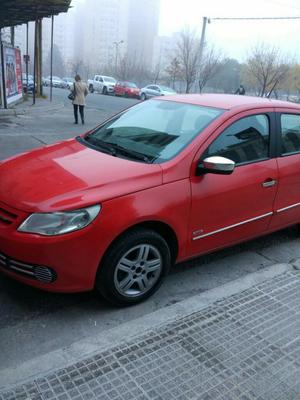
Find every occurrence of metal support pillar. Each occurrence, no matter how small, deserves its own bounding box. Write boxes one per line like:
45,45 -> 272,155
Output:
33,19 -> 37,105
50,15 -> 54,102
199,17 -> 208,67
0,31 -> 7,109
10,26 -> 15,46
198,17 -> 209,93
36,19 -> 42,96
26,22 -> 28,91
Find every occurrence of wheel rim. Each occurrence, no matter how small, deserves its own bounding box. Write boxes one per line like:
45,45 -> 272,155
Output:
114,244 -> 162,298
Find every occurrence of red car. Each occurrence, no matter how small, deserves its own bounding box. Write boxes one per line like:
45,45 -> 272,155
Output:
1,94 -> 300,305
114,81 -> 140,98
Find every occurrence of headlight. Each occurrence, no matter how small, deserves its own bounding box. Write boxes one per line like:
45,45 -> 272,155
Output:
18,205 -> 101,236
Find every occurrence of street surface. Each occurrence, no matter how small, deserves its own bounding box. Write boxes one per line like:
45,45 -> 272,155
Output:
1,88 -> 300,377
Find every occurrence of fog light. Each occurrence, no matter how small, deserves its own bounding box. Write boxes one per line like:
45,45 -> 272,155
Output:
34,266 -> 56,283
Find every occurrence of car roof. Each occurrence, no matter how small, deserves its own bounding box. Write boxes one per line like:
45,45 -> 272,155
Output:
159,93 -> 300,111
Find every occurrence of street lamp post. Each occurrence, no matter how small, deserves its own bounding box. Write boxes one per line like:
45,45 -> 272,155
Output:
113,40 -> 124,73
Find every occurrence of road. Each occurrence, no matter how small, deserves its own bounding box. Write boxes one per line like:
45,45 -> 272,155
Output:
1,88 -> 300,376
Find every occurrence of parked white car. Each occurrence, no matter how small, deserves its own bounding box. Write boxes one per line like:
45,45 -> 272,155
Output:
61,77 -> 74,89
43,76 -> 63,88
88,75 -> 116,94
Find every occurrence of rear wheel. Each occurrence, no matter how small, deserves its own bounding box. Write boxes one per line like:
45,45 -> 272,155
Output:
102,86 -> 108,95
89,84 -> 94,93
96,229 -> 171,306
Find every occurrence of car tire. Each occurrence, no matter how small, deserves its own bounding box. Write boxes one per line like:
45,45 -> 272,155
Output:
95,229 -> 171,306
124,92 -> 128,98
89,84 -> 94,93
102,86 -> 108,95
140,93 -> 146,101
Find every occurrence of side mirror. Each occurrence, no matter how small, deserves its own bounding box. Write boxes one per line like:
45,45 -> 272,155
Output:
196,156 -> 235,175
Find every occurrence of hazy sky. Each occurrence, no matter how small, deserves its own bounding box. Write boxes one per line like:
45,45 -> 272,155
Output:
160,0 -> 300,61
72,0 -> 300,61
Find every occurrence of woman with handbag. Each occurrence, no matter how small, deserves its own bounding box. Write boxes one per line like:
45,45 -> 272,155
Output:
70,74 -> 88,124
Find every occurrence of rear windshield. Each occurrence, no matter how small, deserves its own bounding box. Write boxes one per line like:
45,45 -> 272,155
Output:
85,100 -> 224,163
126,82 -> 137,88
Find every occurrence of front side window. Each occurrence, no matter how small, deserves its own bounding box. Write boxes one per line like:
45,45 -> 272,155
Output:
82,100 -> 224,163
281,114 -> 300,155
202,114 -> 270,165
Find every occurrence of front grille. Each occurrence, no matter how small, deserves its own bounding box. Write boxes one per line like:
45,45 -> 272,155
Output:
0,207 -> 18,225
0,252 -> 56,283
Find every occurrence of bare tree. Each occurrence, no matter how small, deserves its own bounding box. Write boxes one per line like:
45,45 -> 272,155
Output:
165,57 -> 182,89
198,46 -> 224,92
243,44 -> 290,97
72,59 -> 84,75
176,28 -> 199,93
117,53 -> 137,81
44,44 -> 65,77
152,58 -> 162,84
113,53 -> 151,86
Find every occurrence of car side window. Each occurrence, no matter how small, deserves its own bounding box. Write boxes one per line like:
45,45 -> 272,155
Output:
202,114 -> 270,165
95,76 -> 99,81
99,77 -> 104,82
280,114 -> 300,155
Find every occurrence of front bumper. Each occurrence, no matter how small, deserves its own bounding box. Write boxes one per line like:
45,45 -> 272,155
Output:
0,202 -> 106,293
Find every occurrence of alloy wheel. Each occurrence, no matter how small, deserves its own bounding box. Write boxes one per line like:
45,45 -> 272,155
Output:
114,244 -> 162,298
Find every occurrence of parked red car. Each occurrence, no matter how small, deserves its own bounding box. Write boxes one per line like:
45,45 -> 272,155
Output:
114,81 -> 140,98
1,94 -> 300,305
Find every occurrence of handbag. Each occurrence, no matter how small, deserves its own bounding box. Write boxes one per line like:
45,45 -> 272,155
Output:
68,83 -> 76,101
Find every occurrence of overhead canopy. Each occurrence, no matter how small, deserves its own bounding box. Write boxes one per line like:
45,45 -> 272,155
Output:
0,0 -> 72,28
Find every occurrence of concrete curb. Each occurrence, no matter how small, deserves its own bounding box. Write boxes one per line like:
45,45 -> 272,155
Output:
0,109 -> 17,117
0,262 -> 293,390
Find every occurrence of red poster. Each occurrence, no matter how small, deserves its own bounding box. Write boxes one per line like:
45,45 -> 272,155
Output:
15,48 -> 22,94
4,45 -> 23,105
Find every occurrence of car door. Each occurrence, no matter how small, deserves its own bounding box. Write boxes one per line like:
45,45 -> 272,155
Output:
94,76 -> 99,91
270,109 -> 300,229
188,110 -> 278,257
146,86 -> 157,98
99,77 -> 104,92
152,86 -> 161,97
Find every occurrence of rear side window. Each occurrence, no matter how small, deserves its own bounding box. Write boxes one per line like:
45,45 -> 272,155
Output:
203,114 -> 269,165
281,114 -> 300,155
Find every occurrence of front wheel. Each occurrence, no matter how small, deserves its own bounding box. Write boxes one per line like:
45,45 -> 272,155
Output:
102,86 -> 108,95
140,92 -> 146,101
89,84 -> 94,93
96,229 -> 171,306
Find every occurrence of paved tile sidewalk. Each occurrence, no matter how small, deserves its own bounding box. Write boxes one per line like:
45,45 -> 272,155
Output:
1,270 -> 300,400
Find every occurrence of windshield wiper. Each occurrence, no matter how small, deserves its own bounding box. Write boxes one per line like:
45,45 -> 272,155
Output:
79,136 -> 153,163
82,136 -> 117,156
105,142 -> 153,163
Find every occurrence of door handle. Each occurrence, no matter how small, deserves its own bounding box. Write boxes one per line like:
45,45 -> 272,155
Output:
262,179 -> 277,188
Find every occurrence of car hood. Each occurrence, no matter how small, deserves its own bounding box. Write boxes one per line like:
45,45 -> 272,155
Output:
0,138 -> 162,213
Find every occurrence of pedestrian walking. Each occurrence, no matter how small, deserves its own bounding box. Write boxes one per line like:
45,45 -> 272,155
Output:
71,74 -> 88,124
234,84 -> 246,95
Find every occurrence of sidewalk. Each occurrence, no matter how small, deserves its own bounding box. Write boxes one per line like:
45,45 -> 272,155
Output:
1,263 -> 299,400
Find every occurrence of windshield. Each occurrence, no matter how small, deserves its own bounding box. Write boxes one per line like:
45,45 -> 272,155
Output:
83,100 -> 224,163
104,77 -> 116,83
127,82 -> 137,88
